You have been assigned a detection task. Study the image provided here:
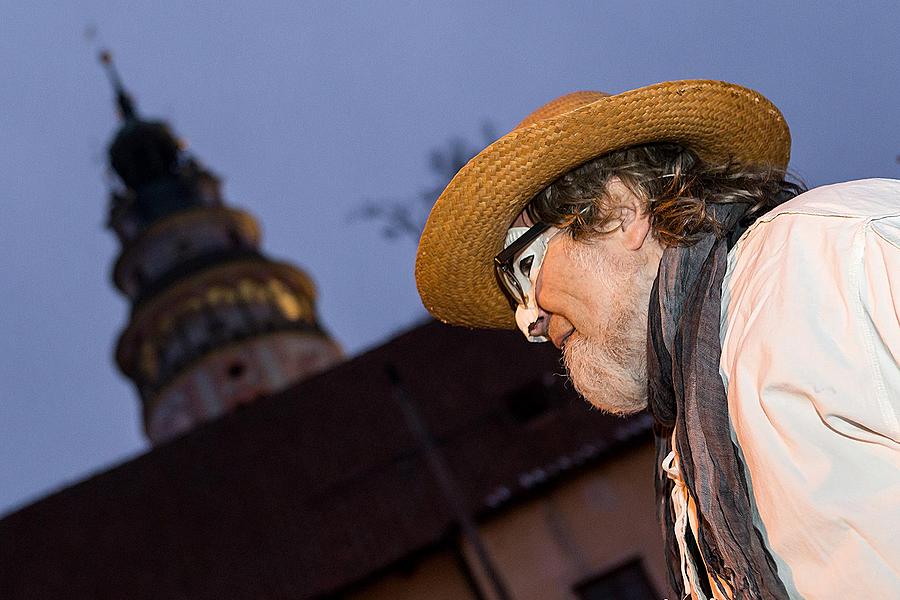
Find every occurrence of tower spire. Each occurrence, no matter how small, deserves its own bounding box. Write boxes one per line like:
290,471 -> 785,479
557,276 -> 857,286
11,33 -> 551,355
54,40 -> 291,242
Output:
99,51 -> 190,219
99,50 -> 137,121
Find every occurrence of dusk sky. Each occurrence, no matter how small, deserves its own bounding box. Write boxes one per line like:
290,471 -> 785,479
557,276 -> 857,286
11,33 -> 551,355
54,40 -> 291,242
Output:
2,1 -> 899,516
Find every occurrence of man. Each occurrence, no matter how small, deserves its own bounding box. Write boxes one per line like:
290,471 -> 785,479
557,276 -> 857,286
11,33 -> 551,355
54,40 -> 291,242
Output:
415,81 -> 900,599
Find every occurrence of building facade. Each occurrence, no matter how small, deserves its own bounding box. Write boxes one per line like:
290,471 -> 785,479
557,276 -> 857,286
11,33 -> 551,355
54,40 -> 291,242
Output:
1,321 -> 666,599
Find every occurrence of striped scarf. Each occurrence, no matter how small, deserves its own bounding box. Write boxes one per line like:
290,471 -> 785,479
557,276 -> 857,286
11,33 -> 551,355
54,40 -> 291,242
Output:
646,203 -> 789,600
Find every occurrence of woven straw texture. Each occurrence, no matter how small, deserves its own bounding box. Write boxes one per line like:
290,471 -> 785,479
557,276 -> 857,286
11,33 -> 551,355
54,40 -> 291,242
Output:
415,80 -> 791,329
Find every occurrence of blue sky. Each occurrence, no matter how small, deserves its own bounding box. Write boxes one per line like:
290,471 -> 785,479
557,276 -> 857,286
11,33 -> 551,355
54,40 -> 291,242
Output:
2,1 -> 899,515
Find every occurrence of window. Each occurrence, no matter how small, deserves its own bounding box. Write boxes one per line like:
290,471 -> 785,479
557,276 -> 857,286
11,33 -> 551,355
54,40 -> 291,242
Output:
227,228 -> 243,248
227,361 -> 247,380
133,266 -> 147,289
574,559 -> 658,600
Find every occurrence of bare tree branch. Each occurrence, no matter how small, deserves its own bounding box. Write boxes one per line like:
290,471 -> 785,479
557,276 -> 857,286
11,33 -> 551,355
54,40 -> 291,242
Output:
352,121 -> 497,242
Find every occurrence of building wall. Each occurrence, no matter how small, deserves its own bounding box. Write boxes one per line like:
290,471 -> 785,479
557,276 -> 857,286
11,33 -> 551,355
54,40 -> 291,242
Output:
345,551 -> 477,600
350,440 -> 665,600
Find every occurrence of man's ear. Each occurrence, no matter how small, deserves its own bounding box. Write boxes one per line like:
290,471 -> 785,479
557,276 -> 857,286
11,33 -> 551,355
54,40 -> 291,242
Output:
607,177 -> 652,251
621,206 -> 652,251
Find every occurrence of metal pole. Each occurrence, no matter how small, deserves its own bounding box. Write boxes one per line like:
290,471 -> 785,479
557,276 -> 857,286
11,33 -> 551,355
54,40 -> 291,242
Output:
385,364 -> 514,600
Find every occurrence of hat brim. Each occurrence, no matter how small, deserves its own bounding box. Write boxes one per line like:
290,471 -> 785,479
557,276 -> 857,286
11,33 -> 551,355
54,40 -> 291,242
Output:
415,80 -> 791,329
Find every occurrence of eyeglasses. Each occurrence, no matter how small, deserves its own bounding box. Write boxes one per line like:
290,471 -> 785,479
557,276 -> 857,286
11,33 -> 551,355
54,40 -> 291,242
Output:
494,222 -> 559,309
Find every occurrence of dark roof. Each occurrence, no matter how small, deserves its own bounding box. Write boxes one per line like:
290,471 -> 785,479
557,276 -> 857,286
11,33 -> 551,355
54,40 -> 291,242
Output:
0,320 -> 651,600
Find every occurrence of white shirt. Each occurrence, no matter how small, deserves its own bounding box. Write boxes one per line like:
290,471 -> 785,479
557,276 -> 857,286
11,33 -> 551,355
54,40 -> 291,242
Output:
718,179 -> 900,598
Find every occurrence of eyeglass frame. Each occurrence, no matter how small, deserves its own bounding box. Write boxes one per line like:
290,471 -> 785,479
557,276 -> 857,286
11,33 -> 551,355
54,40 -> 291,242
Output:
493,221 -> 554,310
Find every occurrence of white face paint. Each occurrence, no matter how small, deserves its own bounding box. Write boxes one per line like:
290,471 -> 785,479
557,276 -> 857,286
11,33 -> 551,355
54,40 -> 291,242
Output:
503,226 -> 560,342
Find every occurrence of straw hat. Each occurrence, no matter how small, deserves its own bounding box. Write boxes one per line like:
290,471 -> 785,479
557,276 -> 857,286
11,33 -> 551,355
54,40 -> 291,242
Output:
415,80 -> 791,329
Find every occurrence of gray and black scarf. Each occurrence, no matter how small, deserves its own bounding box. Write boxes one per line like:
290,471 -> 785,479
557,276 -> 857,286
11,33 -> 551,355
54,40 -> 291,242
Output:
646,203 -> 789,600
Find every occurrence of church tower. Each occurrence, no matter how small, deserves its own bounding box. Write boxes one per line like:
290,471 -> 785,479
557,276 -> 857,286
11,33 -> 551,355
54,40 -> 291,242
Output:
101,53 -> 343,444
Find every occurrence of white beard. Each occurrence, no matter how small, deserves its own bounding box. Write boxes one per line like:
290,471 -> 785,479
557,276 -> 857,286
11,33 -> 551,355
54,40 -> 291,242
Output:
561,241 -> 652,415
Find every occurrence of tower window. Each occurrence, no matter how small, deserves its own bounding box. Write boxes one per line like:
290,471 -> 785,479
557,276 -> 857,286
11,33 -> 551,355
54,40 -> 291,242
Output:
226,362 -> 246,380
227,228 -> 243,248
133,266 -> 147,289
207,310 -> 227,338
